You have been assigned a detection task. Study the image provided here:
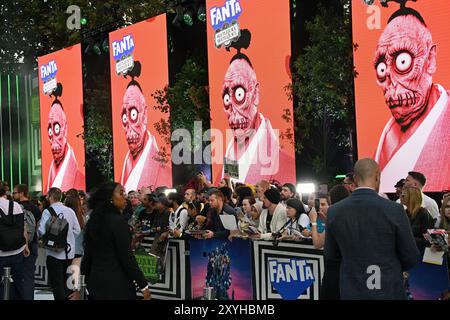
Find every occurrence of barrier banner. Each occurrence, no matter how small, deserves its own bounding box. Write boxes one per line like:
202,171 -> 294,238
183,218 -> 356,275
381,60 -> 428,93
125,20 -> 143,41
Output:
189,238 -> 253,300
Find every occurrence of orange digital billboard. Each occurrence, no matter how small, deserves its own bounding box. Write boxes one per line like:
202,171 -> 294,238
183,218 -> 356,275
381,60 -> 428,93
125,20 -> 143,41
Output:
38,44 -> 86,192
353,0 -> 450,192
109,14 -> 172,192
206,0 -> 296,185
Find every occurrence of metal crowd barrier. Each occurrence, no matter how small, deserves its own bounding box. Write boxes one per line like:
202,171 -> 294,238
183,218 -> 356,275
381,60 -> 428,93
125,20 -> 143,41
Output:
2,267 -> 12,300
79,274 -> 87,300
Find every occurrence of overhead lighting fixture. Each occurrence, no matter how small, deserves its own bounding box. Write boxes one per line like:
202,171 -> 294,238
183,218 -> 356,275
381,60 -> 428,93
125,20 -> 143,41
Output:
296,183 -> 316,195
183,7 -> 194,26
92,42 -> 102,55
172,5 -> 184,27
164,189 -> 177,197
101,38 -> 109,53
197,5 -> 206,22
84,44 -> 92,54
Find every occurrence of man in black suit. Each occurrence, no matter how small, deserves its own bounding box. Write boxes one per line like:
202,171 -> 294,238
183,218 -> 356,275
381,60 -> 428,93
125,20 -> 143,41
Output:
325,158 -> 420,300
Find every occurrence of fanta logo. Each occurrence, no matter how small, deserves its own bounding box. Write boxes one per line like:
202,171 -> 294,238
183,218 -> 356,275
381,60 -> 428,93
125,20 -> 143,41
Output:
269,258 -> 315,300
112,34 -> 135,60
40,60 -> 58,82
210,0 -> 242,30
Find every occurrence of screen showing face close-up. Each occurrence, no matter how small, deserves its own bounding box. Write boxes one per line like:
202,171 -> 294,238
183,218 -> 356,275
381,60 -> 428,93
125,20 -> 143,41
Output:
206,0 -> 296,185
353,0 -> 450,192
38,44 -> 86,192
109,14 -> 173,193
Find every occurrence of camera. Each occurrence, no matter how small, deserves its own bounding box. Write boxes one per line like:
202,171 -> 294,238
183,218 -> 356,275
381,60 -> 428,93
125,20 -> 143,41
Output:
272,232 -> 282,246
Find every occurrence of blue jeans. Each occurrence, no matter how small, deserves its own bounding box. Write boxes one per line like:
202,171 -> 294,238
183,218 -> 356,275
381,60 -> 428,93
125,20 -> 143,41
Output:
22,243 -> 38,300
0,252 -> 24,300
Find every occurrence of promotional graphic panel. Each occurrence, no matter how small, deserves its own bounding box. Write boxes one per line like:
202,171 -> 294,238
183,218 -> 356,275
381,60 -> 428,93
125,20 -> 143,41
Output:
206,0 -> 296,185
352,0 -> 450,192
110,14 -> 172,192
38,44 -> 85,192
190,238 -> 253,300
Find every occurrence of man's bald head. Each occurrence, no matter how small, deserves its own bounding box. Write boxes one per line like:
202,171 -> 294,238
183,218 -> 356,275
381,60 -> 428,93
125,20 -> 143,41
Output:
353,158 -> 381,191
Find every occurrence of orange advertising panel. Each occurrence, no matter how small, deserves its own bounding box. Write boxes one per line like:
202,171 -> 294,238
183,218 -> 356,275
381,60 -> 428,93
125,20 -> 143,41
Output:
353,0 -> 450,192
38,44 -> 86,192
207,0 -> 296,185
109,14 -> 172,192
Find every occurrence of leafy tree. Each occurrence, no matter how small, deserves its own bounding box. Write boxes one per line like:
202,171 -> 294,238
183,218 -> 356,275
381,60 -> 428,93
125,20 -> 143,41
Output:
152,54 -> 210,176
290,1 -> 355,182
0,1 -> 166,74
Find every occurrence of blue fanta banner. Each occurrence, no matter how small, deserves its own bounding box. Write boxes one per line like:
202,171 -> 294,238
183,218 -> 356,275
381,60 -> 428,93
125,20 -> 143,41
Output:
209,0 -> 242,30
112,34 -> 135,61
268,258 -> 315,300
39,60 -> 57,82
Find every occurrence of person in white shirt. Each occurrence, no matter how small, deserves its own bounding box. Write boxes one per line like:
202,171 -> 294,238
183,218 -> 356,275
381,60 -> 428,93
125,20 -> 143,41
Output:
167,192 -> 188,238
404,171 -> 439,221
277,198 -> 310,242
255,188 -> 287,240
0,182 -> 30,300
38,187 -> 80,300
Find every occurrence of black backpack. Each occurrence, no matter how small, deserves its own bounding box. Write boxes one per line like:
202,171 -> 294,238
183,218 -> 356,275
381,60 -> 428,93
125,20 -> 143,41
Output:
0,200 -> 26,251
42,207 -> 70,257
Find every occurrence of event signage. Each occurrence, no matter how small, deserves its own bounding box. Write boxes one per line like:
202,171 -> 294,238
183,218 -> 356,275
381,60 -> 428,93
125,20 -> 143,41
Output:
109,15 -> 172,192
38,44 -> 86,192
352,0 -> 450,192
40,60 -> 58,95
135,250 -> 159,283
112,34 -> 135,76
210,0 -> 242,48
268,258 -> 315,300
206,0 -> 296,185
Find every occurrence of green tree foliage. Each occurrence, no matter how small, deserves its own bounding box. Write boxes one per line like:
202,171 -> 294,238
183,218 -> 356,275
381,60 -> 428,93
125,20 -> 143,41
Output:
152,56 -> 210,154
290,2 -> 355,182
0,1 -> 166,74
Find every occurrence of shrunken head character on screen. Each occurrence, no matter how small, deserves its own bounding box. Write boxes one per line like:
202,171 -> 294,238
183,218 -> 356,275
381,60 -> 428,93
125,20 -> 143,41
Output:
373,0 -> 450,192
46,83 -> 84,191
220,29 -> 295,184
120,61 -> 171,192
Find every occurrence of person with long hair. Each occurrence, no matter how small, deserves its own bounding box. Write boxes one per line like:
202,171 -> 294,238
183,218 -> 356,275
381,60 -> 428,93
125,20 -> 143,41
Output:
401,186 -> 435,247
277,198 -> 310,241
436,194 -> 450,233
64,195 -> 86,257
79,182 -> 151,300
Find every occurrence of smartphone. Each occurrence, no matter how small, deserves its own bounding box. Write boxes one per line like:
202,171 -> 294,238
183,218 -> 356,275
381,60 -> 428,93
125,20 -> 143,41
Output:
314,198 -> 320,212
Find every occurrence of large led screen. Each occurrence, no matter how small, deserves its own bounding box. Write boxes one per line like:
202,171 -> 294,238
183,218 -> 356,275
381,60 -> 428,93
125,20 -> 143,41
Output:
109,15 -> 172,192
353,0 -> 450,192
206,0 -> 296,184
38,44 -> 86,192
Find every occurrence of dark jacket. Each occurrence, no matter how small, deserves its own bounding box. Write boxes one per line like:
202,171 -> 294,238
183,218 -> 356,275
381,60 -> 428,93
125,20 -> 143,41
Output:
205,203 -> 236,238
407,207 -> 435,247
81,211 -> 147,300
151,209 -> 170,232
325,188 -> 420,300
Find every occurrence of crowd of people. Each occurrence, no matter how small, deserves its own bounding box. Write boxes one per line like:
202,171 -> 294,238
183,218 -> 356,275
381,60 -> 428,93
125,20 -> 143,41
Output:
0,160 -> 449,300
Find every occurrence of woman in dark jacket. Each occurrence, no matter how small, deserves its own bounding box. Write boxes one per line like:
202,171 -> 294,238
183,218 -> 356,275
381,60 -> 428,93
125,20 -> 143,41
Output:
401,186 -> 435,247
80,182 -> 151,300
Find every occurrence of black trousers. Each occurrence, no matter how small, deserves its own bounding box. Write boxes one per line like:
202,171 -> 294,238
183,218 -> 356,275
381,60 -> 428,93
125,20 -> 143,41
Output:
46,256 -> 72,300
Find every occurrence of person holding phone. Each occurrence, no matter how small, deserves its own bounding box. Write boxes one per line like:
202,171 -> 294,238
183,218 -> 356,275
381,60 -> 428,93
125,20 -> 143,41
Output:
302,194 -> 329,240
